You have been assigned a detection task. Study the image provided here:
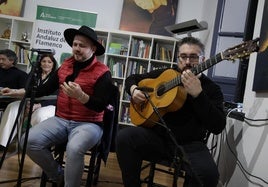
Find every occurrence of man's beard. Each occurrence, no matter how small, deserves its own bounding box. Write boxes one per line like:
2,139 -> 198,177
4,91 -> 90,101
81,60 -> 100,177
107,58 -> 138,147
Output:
182,65 -> 192,71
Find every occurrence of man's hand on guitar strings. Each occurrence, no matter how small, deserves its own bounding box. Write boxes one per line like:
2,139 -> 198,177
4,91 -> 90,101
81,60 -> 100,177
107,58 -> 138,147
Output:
181,69 -> 202,98
131,85 -> 147,104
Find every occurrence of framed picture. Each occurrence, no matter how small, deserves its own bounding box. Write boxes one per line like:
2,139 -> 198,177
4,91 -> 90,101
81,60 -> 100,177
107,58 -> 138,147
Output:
252,0 -> 268,91
119,0 -> 178,36
0,0 -> 25,17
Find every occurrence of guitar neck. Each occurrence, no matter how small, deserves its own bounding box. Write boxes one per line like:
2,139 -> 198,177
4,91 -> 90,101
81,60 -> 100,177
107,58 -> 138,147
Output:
191,53 -> 223,75
158,53 -> 223,96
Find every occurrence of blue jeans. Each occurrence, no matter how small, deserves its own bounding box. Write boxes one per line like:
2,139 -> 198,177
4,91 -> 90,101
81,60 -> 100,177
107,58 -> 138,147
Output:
21,116 -> 103,187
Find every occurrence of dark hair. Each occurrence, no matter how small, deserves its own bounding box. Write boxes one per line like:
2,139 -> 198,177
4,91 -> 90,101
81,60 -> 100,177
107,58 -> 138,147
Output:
36,54 -> 58,74
0,49 -> 18,65
177,36 -> 205,55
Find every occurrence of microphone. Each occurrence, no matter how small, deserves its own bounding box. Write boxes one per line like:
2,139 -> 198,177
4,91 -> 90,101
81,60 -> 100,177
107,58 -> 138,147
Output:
136,86 -> 154,92
30,48 -> 55,55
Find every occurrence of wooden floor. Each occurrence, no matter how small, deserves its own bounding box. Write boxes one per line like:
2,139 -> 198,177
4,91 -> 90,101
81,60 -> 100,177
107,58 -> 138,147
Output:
0,147 -> 184,187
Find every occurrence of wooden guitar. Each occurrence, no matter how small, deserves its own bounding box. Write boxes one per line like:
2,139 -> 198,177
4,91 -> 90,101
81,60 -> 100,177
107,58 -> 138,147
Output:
130,38 -> 260,127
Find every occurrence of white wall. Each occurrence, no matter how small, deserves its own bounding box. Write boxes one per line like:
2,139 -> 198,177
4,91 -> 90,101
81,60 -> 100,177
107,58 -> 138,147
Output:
22,0 -> 268,186
172,0 -> 217,56
223,0 -> 268,186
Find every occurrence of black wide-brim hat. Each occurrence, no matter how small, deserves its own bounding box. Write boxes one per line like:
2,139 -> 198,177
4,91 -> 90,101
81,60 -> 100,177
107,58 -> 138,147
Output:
64,25 -> 105,56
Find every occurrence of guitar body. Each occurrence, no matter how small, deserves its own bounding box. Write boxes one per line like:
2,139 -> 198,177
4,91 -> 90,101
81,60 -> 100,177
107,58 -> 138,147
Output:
130,69 -> 187,127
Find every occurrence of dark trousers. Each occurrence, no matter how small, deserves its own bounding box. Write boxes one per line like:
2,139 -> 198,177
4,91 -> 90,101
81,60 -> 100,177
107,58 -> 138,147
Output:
115,126 -> 219,187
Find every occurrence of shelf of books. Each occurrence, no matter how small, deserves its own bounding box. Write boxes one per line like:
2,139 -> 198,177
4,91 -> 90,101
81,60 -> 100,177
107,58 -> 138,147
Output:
0,14 -> 34,72
95,29 -> 178,126
0,15 -> 178,126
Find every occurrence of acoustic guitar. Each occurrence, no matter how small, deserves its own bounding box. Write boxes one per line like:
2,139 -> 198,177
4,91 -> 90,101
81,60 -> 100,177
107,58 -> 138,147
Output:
130,38 -> 260,127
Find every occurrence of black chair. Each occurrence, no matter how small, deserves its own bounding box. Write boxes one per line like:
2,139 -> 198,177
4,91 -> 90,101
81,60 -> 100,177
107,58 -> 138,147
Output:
40,84 -> 119,187
141,132 -> 213,187
141,151 -> 186,187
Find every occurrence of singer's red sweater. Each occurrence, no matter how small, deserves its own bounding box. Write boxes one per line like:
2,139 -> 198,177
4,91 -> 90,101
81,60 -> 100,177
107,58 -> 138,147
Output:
34,55 -> 112,125
56,57 -> 109,122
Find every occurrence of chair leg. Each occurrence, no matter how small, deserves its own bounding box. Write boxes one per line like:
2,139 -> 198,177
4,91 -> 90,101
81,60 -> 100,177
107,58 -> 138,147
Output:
172,166 -> 178,187
147,162 -> 156,187
40,171 -> 47,187
93,155 -> 102,185
40,171 -> 57,187
86,148 -> 98,187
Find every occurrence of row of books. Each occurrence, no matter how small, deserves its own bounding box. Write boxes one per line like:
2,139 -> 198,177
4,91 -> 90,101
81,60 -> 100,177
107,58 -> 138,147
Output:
14,44 -> 29,64
107,58 -> 125,78
107,40 -> 174,62
126,60 -> 148,77
120,105 -> 131,124
130,39 -> 151,58
108,58 -> 170,80
152,42 -> 173,62
113,81 -> 123,94
122,90 -> 131,101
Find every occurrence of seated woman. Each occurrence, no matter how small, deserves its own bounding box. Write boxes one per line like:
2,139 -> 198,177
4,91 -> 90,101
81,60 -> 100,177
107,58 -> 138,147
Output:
0,54 -> 58,149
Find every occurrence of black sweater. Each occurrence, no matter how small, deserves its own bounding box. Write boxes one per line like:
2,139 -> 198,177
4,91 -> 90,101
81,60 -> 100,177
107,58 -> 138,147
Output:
0,67 -> 28,89
125,67 -> 226,144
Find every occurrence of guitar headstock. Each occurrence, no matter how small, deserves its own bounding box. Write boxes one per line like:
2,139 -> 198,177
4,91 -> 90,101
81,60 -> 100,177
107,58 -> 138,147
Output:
222,37 -> 260,61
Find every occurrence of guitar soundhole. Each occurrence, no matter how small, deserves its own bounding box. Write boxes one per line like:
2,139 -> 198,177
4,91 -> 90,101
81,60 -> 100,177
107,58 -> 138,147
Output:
157,85 -> 165,96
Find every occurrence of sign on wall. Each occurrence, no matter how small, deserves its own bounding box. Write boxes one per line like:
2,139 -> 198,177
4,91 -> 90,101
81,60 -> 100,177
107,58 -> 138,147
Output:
32,5 -> 97,65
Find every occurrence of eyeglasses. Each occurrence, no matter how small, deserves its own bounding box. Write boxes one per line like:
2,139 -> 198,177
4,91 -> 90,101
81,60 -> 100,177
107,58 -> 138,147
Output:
178,54 -> 201,62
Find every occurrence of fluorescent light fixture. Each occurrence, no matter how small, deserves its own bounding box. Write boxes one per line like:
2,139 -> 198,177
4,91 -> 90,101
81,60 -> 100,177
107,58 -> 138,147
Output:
165,19 -> 208,36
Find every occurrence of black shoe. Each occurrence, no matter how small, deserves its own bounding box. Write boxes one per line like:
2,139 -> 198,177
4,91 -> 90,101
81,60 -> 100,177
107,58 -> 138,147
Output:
51,174 -> 64,187
56,167 -> 64,187
56,173 -> 64,187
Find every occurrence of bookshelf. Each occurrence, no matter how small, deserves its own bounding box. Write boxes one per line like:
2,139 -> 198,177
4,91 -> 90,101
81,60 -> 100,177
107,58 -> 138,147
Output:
0,14 -> 34,72
95,29 -> 178,126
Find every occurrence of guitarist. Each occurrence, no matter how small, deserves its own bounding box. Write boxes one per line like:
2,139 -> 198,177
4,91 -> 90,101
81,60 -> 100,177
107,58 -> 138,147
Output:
116,36 -> 226,187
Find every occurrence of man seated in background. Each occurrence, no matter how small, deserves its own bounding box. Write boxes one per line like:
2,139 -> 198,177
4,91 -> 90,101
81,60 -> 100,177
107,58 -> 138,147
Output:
0,49 -> 27,105
0,49 -> 27,151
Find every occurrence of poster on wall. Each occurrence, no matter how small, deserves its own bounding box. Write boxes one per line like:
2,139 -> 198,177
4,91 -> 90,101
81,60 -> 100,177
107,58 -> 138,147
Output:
119,0 -> 178,36
32,5 -> 97,66
252,0 -> 268,91
0,0 -> 25,16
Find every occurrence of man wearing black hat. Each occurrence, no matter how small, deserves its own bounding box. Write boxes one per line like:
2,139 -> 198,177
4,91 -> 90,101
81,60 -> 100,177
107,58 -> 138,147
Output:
21,25 -> 113,186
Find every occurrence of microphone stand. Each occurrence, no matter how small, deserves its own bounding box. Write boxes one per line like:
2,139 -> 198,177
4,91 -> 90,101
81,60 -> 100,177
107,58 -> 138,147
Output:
143,92 -> 203,187
17,53 -> 42,187
0,54 -> 42,186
